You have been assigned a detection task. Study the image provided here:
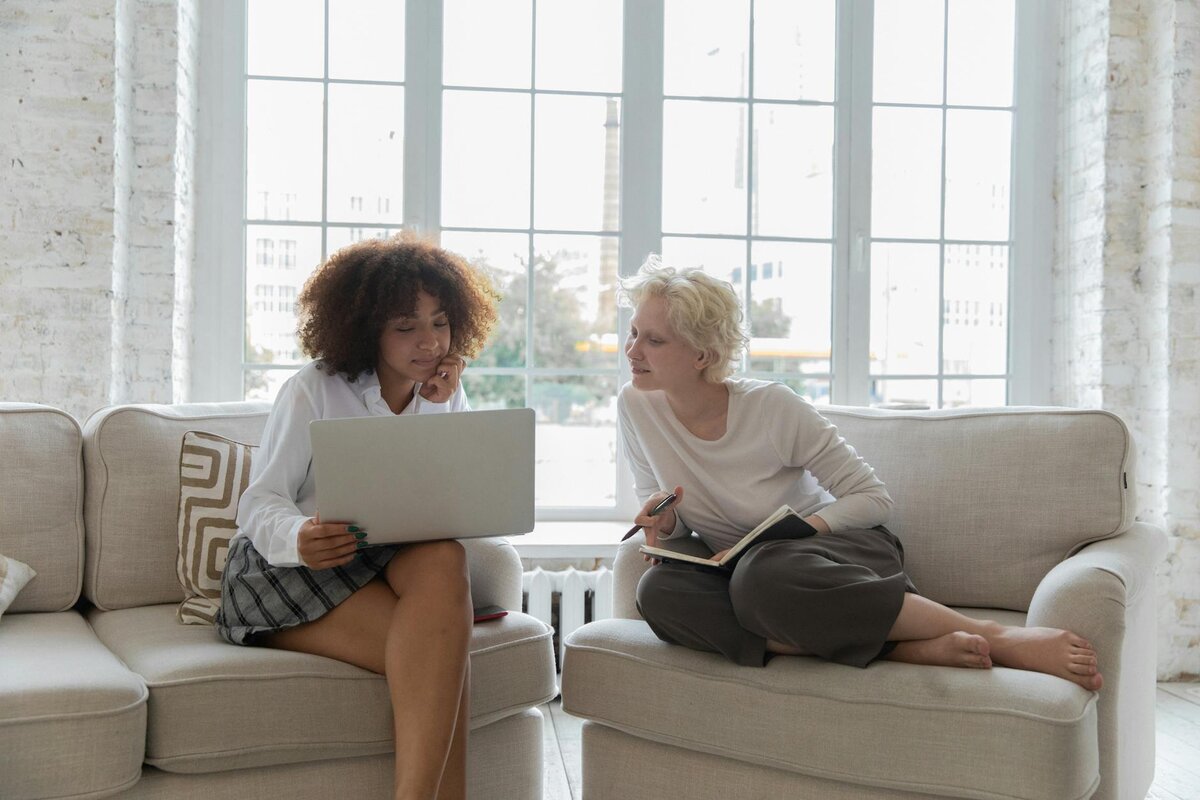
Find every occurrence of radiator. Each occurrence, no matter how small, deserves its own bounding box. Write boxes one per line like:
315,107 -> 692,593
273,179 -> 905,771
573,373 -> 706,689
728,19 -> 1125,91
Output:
522,566 -> 613,667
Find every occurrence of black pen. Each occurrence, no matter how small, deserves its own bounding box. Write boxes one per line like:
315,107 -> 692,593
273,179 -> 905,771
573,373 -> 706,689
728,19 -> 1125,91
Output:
621,493 -> 678,541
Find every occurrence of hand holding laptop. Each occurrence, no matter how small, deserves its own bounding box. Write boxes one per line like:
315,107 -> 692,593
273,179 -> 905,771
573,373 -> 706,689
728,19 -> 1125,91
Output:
297,514 -> 368,570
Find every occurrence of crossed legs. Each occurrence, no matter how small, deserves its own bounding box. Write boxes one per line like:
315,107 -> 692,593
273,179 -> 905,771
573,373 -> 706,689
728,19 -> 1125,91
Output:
264,540 -> 473,800
880,592 -> 1102,689
639,533 -> 1103,691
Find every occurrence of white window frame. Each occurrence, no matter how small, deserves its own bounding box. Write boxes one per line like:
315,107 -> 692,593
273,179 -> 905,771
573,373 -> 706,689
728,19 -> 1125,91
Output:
194,0 -> 1058,525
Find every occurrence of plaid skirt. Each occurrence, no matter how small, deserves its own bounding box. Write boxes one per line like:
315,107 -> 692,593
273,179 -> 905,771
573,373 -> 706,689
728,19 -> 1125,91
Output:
216,535 -> 403,645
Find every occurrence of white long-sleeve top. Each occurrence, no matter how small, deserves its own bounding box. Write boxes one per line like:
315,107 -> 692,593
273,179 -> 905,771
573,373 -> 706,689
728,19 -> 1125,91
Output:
235,360 -> 469,567
617,379 -> 892,552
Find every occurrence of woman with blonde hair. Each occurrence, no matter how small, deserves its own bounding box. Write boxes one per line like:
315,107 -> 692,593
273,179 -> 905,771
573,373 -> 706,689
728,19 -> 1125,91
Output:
619,256 -> 1103,688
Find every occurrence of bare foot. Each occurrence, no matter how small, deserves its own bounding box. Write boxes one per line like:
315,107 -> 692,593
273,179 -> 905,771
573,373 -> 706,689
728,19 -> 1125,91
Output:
984,624 -> 1103,691
886,631 -> 992,669
766,639 -> 809,656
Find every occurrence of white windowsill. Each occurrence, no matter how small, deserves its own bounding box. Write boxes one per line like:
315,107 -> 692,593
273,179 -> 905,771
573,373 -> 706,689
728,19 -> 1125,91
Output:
510,521 -> 626,560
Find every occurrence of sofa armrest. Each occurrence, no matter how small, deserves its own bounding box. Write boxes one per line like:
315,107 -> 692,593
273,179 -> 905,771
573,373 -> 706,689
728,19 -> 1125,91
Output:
1026,522 -> 1167,636
462,536 -> 524,611
612,533 -> 652,620
1026,521 -> 1168,800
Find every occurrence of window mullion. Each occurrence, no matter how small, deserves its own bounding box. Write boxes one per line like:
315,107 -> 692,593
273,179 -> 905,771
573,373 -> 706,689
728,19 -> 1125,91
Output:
404,0 -> 443,236
192,1 -> 247,401
613,0 -> 664,515
834,0 -> 873,406
1008,0 -> 1056,405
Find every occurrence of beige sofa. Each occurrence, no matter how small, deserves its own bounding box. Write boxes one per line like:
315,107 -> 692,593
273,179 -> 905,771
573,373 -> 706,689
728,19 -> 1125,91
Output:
0,401 -> 557,800
562,406 -> 1167,800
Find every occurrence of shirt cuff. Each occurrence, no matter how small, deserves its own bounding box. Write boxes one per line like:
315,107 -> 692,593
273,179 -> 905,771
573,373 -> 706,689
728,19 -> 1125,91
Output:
267,517 -> 308,568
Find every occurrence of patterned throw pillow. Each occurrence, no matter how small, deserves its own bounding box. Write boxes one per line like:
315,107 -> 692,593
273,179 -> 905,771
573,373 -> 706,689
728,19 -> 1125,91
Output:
0,553 -> 37,621
176,431 -> 256,625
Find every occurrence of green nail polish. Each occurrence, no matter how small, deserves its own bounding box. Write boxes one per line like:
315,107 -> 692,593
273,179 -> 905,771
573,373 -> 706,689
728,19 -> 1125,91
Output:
348,525 -> 363,533
354,531 -> 367,539
356,541 -> 369,549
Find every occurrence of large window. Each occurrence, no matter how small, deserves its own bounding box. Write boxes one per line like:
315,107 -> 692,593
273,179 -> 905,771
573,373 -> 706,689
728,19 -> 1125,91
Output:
197,0 -> 1054,520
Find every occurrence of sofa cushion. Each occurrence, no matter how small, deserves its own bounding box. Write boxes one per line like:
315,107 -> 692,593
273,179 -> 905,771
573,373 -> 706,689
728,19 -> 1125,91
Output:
177,431 -> 256,624
88,604 -> 556,773
0,403 -> 84,612
562,618 -> 1099,800
0,611 -> 147,800
822,406 -> 1133,609
83,402 -> 271,610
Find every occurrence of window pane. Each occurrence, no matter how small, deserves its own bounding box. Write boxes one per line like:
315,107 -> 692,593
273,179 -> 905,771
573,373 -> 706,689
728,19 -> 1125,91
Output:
443,0 -> 531,89
442,91 -> 531,228
328,0 -> 405,82
753,104 -> 833,238
870,243 -> 939,375
872,107 -> 942,239
747,242 -> 831,375
533,235 -> 619,369
658,237 -> 747,302
753,0 -> 835,102
780,377 -> 831,405
441,231 -> 530,368
536,0 -> 622,92
943,244 -> 1008,375
326,227 -> 401,255
462,374 -> 525,410
943,378 -> 1006,408
247,81 -> 324,221
944,110 -> 1011,241
946,0 -> 1014,107
873,0 -> 944,105
245,368 -> 299,402
327,84 -> 404,224
663,101 -> 748,236
870,378 -> 937,409
247,0 -> 324,78
533,376 -> 617,508
245,225 -> 321,365
534,95 -> 621,232
664,0 -> 749,98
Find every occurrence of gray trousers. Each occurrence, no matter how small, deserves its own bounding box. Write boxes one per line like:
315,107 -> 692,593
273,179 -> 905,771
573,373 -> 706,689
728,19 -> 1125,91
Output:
635,526 -> 916,668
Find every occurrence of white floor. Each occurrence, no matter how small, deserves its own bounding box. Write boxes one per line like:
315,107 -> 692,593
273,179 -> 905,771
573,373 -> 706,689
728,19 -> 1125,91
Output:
542,683 -> 1200,800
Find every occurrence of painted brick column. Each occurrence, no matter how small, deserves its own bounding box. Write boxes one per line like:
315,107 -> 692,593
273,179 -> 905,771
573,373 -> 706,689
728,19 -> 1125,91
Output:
0,0 -> 197,419
1056,0 -> 1200,678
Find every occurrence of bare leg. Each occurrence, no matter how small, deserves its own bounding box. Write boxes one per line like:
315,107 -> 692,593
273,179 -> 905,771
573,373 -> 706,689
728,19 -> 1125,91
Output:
436,663 -> 470,800
263,540 -> 472,800
383,541 -> 473,799
884,593 -> 1102,689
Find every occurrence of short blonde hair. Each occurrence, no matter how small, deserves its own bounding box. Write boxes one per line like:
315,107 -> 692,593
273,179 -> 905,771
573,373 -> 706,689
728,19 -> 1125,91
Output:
618,255 -> 748,382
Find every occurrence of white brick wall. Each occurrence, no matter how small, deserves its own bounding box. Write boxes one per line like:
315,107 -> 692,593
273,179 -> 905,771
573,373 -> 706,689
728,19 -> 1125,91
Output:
1,2 -> 120,418
1056,0 -> 1200,678
1,0 -> 196,419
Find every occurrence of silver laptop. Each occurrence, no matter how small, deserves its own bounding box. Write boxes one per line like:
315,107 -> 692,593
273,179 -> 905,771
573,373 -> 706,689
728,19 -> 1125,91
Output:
309,408 -> 535,544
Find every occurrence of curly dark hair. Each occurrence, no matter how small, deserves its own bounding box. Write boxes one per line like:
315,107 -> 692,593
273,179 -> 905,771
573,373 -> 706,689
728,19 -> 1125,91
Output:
297,233 -> 500,380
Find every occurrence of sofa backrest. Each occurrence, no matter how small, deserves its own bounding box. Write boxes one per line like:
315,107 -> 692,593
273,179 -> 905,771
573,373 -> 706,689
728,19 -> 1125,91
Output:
82,402 -> 271,610
821,405 -> 1134,610
0,403 -> 85,613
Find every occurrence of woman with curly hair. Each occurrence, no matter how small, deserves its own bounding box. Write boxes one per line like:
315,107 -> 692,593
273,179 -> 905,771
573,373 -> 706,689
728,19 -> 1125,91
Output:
216,234 -> 500,800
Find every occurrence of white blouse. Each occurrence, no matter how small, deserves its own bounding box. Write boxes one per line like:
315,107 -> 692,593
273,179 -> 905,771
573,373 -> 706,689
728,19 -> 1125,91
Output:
235,360 -> 469,567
